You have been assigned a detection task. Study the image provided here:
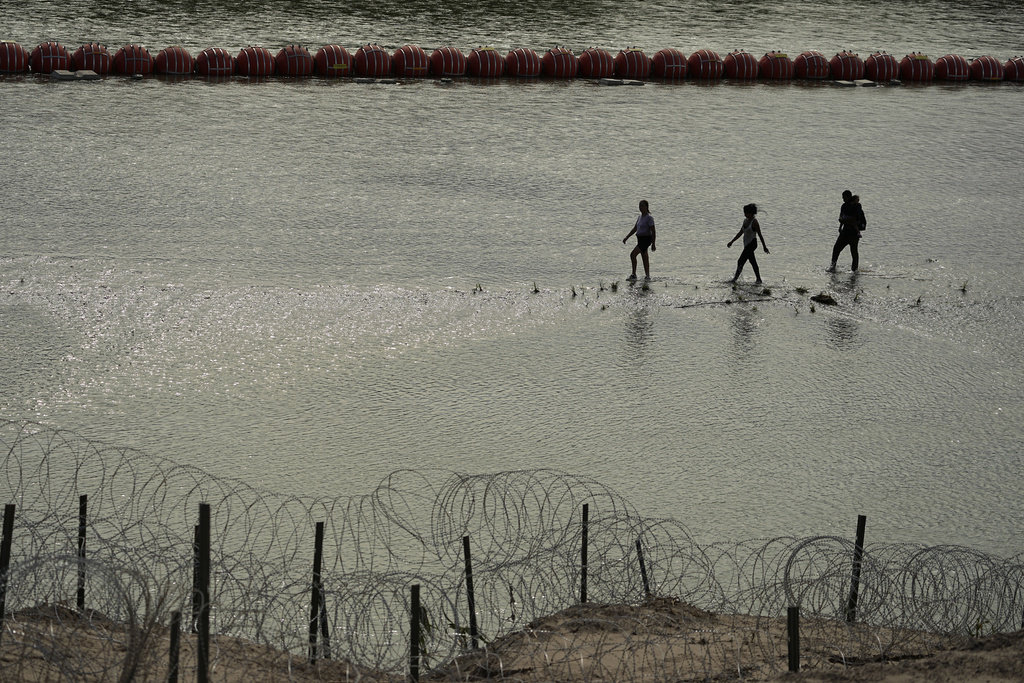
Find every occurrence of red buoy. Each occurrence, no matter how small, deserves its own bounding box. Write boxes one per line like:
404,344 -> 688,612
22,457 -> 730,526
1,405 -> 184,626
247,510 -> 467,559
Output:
793,50 -> 829,79
829,51 -> 864,80
314,45 -> 352,77
1005,56 -> 1024,82
73,43 -> 113,74
354,44 -> 391,77
429,47 -> 466,77
155,46 -> 195,75
506,47 -> 541,77
466,47 -> 504,77
275,45 -> 313,77
0,41 -> 29,72
724,50 -> 758,79
237,46 -> 275,76
651,48 -> 687,79
934,54 -> 969,80
393,45 -> 429,77
195,47 -> 234,76
541,47 -> 577,78
30,42 -> 71,73
113,44 -> 153,75
899,53 -> 933,82
970,55 -> 1003,81
688,49 -> 723,79
614,48 -> 650,79
578,47 -> 614,78
864,52 -> 898,81
759,51 -> 794,79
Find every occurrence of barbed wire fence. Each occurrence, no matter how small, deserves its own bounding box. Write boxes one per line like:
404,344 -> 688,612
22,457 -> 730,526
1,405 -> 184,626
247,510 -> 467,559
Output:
0,418 -> 1021,681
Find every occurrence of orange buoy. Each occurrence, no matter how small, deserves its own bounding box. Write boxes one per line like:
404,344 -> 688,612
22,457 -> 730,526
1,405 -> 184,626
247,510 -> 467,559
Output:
393,44 -> 429,77
506,47 -> 541,77
829,51 -> 864,80
113,44 -> 153,75
759,51 -> 794,79
688,49 -> 723,79
970,55 -> 1003,81
73,43 -> 112,74
1005,56 -> 1024,81
466,47 -> 504,77
354,44 -> 391,77
934,54 -> 969,80
155,46 -> 194,75
29,42 -> 71,73
314,45 -> 351,77
614,48 -> 650,79
195,47 -> 234,76
541,46 -> 577,78
651,48 -> 687,79
0,41 -> 29,72
237,46 -> 275,76
899,53 -> 933,82
864,52 -> 898,81
275,45 -> 313,77
429,46 -> 466,76
578,47 -> 614,78
793,50 -> 829,79
724,50 -> 758,79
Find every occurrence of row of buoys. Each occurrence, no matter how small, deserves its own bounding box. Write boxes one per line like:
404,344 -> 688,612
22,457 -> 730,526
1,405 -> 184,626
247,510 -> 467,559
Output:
2,40 -> 1022,82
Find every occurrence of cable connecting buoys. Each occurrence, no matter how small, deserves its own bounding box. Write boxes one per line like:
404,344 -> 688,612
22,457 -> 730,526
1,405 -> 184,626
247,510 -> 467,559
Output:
724,50 -> 758,79
314,45 -> 351,77
759,51 -> 794,79
30,42 -> 71,73
506,47 -> 541,77
113,44 -> 153,75
900,52 -> 933,81
688,49 -> 723,79
195,47 -> 234,76
578,47 -> 614,78
542,46 -> 578,79
865,52 -> 898,81
934,54 -> 969,80
970,55 -> 1003,81
467,47 -> 504,77
794,50 -> 828,79
354,44 -> 391,77
651,48 -> 687,79
275,45 -> 313,77
393,45 -> 429,77
73,43 -> 112,74
1005,56 -> 1024,81
829,51 -> 864,80
237,45 -> 275,76
0,41 -> 29,72
430,46 -> 466,77
154,45 -> 193,75
614,48 -> 650,79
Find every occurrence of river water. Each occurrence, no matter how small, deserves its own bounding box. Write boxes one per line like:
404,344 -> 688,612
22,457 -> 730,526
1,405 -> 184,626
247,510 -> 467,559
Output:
2,0 -> 1023,557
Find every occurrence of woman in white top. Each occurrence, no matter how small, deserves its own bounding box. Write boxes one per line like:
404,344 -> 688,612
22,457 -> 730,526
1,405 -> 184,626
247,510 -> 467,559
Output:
727,203 -> 769,283
622,199 -> 656,280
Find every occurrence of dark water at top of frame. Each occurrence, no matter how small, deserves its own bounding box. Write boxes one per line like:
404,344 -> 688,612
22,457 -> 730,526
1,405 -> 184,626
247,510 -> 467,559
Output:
1,0 -> 1024,557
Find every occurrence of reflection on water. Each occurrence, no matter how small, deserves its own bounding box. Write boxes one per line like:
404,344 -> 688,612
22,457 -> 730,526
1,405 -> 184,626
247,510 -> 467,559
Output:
825,315 -> 861,352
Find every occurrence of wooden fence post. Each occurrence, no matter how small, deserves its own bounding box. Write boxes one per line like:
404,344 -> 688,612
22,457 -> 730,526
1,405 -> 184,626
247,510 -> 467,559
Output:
580,503 -> 589,604
845,515 -> 867,623
463,535 -> 479,649
77,495 -> 87,612
0,504 -> 15,647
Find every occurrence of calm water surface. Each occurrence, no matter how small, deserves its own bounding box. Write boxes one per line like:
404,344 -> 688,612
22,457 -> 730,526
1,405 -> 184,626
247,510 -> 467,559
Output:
2,0 -> 1023,557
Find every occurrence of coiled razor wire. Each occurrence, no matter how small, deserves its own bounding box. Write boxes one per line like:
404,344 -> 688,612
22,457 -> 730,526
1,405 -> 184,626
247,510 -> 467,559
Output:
0,418 -> 1022,682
